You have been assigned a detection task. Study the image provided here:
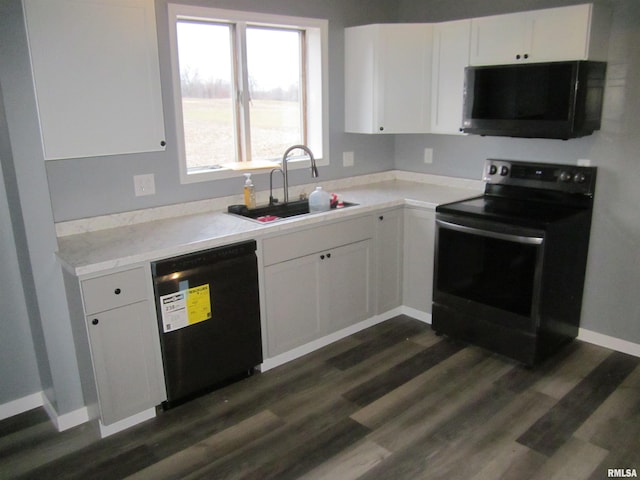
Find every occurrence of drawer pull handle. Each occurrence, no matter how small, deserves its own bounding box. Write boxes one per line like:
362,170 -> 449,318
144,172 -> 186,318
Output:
92,318 -> 99,326
114,288 -> 122,295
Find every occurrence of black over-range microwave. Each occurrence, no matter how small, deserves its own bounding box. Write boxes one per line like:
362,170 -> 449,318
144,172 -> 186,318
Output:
461,61 -> 606,140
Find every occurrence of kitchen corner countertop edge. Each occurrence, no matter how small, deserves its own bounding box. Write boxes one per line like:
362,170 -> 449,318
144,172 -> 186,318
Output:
56,179 -> 482,277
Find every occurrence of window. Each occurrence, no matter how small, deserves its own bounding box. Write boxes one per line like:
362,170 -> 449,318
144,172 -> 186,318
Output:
168,5 -> 328,183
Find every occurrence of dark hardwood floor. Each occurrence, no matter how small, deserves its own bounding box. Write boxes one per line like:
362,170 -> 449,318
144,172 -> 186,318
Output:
1,315 -> 639,479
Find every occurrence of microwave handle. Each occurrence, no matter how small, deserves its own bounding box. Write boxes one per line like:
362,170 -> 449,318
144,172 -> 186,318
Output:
436,219 -> 544,245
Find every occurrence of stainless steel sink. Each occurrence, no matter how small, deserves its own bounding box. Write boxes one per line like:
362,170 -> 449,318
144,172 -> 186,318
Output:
227,199 -> 358,223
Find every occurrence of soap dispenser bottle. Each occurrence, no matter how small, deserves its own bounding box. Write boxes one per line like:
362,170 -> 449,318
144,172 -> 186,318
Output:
243,173 -> 256,209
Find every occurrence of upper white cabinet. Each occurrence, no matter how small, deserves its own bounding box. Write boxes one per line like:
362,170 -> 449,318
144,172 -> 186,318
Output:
430,19 -> 471,135
23,0 -> 166,160
470,4 -> 611,66
345,23 -> 433,134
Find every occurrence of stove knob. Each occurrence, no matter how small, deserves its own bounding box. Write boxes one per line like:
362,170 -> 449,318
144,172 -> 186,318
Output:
488,164 -> 498,175
573,172 -> 586,183
559,171 -> 572,182
500,165 -> 509,176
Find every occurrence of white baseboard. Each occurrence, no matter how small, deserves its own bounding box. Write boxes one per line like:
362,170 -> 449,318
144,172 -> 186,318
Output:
260,312 -> 394,372
99,408 -> 156,438
578,328 -> 640,357
399,306 -> 432,324
0,391 -> 44,421
42,393 -> 90,432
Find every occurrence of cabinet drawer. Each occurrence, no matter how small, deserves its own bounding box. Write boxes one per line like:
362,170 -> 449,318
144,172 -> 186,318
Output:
82,267 -> 148,314
263,215 -> 374,266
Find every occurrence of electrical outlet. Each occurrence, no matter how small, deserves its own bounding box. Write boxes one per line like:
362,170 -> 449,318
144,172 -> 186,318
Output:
424,148 -> 433,164
343,151 -> 354,167
577,159 -> 591,166
134,174 -> 156,196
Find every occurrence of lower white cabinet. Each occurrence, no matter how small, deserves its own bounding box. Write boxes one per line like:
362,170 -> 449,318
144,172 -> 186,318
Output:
374,208 -> 404,313
263,253 -> 322,355
80,266 -> 165,427
262,217 -> 374,356
323,240 -> 373,333
403,207 -> 436,314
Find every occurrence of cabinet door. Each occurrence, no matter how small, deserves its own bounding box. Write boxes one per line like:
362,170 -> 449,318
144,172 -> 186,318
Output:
322,240 -> 373,333
431,19 -> 470,134
528,5 -> 591,62
377,24 -> 433,134
403,208 -> 436,314
86,301 -> 165,425
470,13 -> 527,65
264,254 -> 322,356
345,24 -> 432,134
23,0 -> 165,159
374,210 -> 404,313
470,4 -> 607,66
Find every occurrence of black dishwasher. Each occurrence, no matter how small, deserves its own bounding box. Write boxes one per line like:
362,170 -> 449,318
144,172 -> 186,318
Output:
151,240 -> 262,408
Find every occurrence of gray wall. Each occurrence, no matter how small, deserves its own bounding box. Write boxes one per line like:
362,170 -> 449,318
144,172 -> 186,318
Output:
0,0 -> 84,416
45,0 -> 399,222
394,0 -> 640,343
0,84 -> 41,405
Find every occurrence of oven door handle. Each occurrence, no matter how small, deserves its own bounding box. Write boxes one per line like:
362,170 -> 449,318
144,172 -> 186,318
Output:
436,219 -> 544,245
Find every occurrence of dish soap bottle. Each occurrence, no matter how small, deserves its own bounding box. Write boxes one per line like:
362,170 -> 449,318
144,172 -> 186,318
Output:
243,173 -> 256,209
309,186 -> 331,212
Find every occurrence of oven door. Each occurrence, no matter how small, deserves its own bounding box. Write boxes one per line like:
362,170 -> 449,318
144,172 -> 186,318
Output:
433,213 -> 545,339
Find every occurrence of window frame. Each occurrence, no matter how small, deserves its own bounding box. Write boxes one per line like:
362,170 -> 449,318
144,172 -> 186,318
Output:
167,4 -> 329,184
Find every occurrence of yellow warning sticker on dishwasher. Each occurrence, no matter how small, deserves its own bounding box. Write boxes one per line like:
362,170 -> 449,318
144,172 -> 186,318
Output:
159,284 -> 212,333
186,284 -> 211,325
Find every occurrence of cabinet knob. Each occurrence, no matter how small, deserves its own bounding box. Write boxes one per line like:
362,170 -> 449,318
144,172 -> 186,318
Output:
92,318 -> 99,325
524,53 -> 529,59
379,215 -> 384,221
114,288 -> 121,295
379,126 -> 384,132
327,253 -> 331,259
516,54 -> 521,60
160,140 -> 166,147
320,254 -> 325,260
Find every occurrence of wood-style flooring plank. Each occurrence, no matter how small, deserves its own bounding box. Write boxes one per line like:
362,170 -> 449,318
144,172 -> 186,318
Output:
532,341 -> 612,400
124,410 -> 284,480
517,351 -> 639,457
363,353 -> 513,453
327,316 -> 429,371
342,338 -> 465,406
350,346 -> 488,429
528,436 -> 609,480
181,400 -> 370,480
469,443 -> 546,480
300,439 -> 392,480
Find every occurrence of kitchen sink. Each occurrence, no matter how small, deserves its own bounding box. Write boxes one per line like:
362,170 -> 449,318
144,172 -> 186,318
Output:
227,199 -> 358,223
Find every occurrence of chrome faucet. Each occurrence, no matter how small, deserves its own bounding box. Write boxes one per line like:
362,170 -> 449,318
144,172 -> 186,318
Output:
278,145 -> 318,204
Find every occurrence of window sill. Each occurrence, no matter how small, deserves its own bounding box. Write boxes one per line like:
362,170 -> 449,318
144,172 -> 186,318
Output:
180,157 -> 329,184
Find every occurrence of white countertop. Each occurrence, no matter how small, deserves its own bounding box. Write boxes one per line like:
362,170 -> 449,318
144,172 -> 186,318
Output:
56,176 -> 483,277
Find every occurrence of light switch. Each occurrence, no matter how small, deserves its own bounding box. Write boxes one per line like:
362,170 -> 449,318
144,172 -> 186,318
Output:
424,148 -> 433,164
134,174 -> 156,196
343,151 -> 354,167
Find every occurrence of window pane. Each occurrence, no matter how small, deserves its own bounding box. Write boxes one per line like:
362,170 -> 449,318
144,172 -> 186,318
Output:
246,27 -> 303,162
176,21 -> 237,170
